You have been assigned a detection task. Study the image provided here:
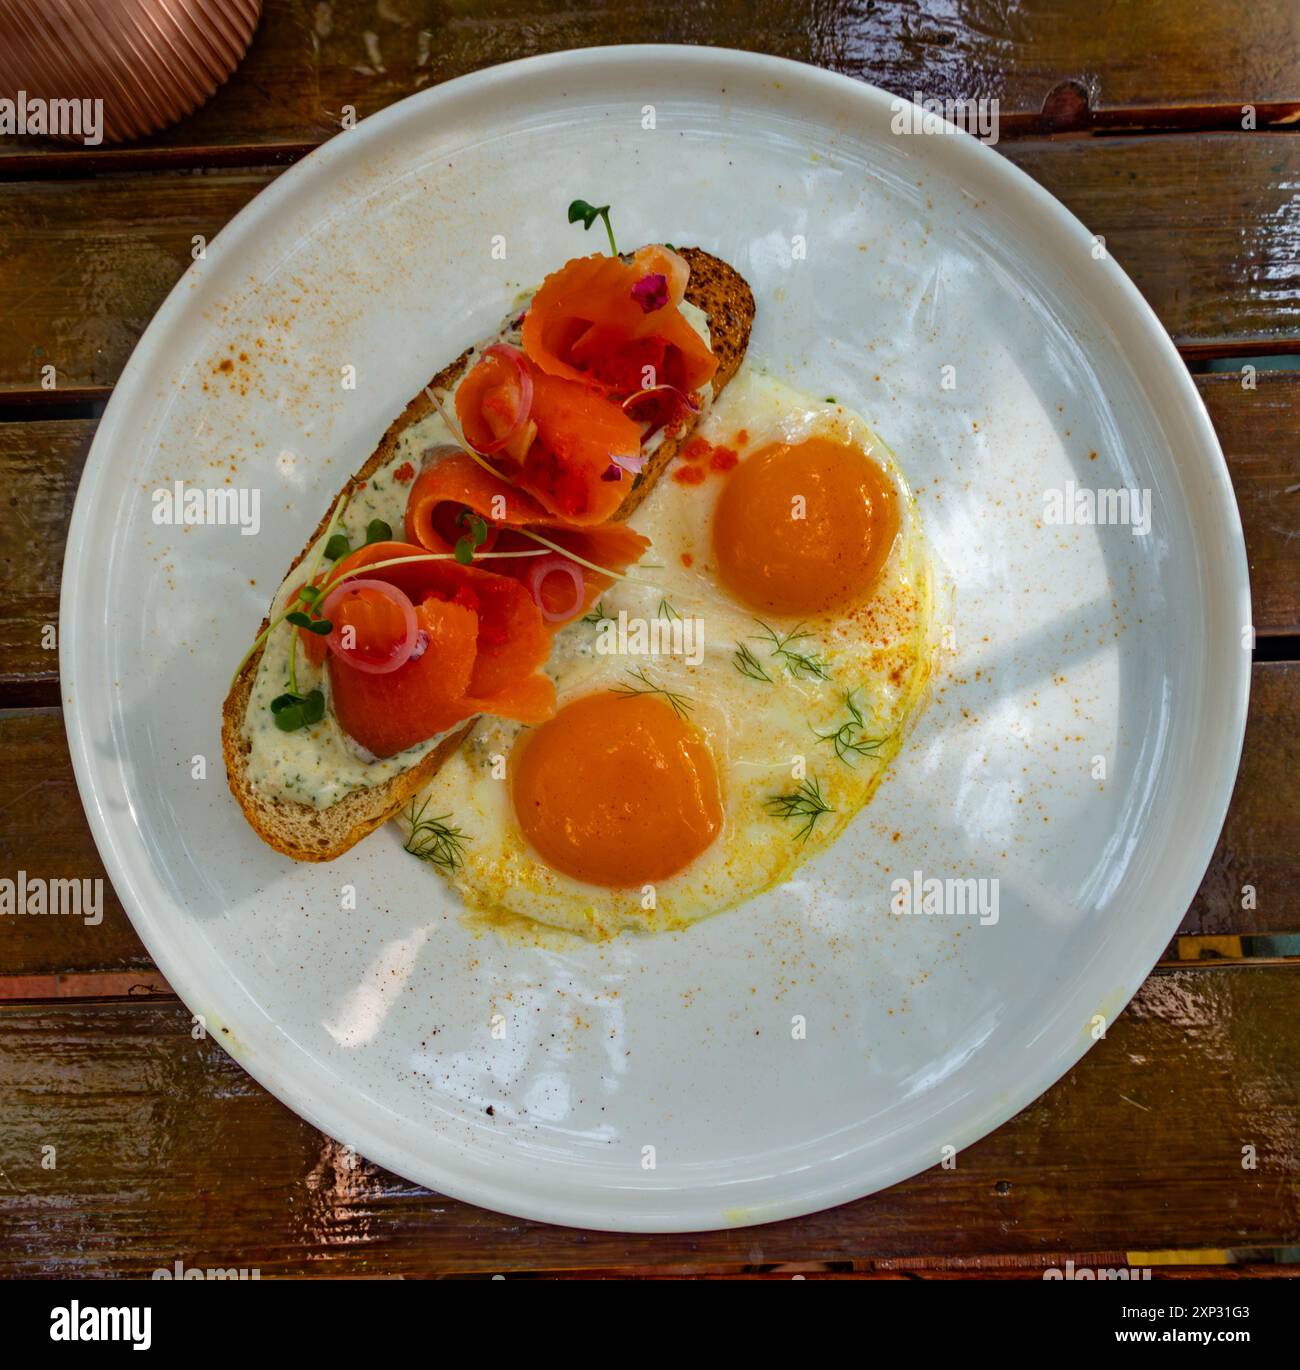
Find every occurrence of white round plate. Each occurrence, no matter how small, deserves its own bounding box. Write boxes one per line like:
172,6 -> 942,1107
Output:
62,47 -> 1250,1232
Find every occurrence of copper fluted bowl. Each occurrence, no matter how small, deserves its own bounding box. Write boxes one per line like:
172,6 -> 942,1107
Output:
0,0 -> 262,145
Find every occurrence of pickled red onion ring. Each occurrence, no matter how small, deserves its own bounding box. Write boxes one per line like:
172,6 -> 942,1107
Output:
622,384 -> 701,437
525,554 -> 585,623
609,452 -> 644,475
466,343 -> 535,455
321,578 -> 419,675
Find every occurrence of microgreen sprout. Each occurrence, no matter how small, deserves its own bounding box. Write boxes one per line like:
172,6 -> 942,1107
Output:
280,487 -> 357,691
568,198 -> 618,255
454,511 -> 489,565
270,688 -> 325,733
227,489 -> 351,691
284,586 -> 333,693
285,609 -> 332,635
323,517 -> 391,567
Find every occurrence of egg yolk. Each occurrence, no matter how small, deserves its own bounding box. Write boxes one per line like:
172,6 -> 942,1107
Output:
511,692 -> 723,887
711,435 -> 899,616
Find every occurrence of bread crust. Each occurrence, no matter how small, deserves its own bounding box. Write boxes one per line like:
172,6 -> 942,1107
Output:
222,248 -> 755,861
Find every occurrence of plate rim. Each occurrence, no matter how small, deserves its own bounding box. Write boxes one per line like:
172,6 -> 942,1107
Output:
59,43 -> 1251,1234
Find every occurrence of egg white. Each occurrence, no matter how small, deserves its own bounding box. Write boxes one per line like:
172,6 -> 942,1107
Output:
404,368 -> 938,937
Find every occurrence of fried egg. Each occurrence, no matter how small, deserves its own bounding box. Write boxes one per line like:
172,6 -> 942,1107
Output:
405,368 -> 937,937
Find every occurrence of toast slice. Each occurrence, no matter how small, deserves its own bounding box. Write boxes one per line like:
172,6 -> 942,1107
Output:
222,248 -> 755,862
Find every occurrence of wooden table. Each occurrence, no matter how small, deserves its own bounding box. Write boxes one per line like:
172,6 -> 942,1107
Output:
1,1 -> 1297,1279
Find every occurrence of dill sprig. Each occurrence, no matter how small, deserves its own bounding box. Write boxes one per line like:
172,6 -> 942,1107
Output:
403,798 -> 469,871
610,666 -> 693,719
765,776 -> 834,843
754,621 -> 830,681
815,691 -> 889,765
582,600 -> 610,627
657,598 -> 682,622
732,640 -> 772,682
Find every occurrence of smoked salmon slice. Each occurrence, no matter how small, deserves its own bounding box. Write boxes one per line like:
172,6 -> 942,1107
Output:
405,447 -> 553,544
404,451 -> 649,620
302,541 -> 555,758
453,359 -> 643,524
522,369 -> 642,523
453,345 -> 536,463
522,246 -> 718,397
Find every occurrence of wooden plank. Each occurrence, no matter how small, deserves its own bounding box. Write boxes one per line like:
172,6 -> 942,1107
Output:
0,172 -> 270,397
0,710 -> 148,973
0,420 -> 91,696
1183,662 -> 1300,937
0,0 -> 1297,171
0,966 -> 1294,1275
1199,375 -> 1300,641
2,134 -> 1296,404
0,664 -> 1295,978
1001,136 -> 1300,360
0,972 -> 170,1000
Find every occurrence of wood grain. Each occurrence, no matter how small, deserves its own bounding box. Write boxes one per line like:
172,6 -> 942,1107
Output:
0,710 -> 144,973
0,172 -> 272,398
1004,136 -> 1300,360
0,0 -> 1297,170
0,665 -> 1295,978
1203,374 -> 1300,640
1183,663 -> 1300,938
2,134 -> 1296,404
0,420 -> 91,696
0,966 -> 1294,1275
